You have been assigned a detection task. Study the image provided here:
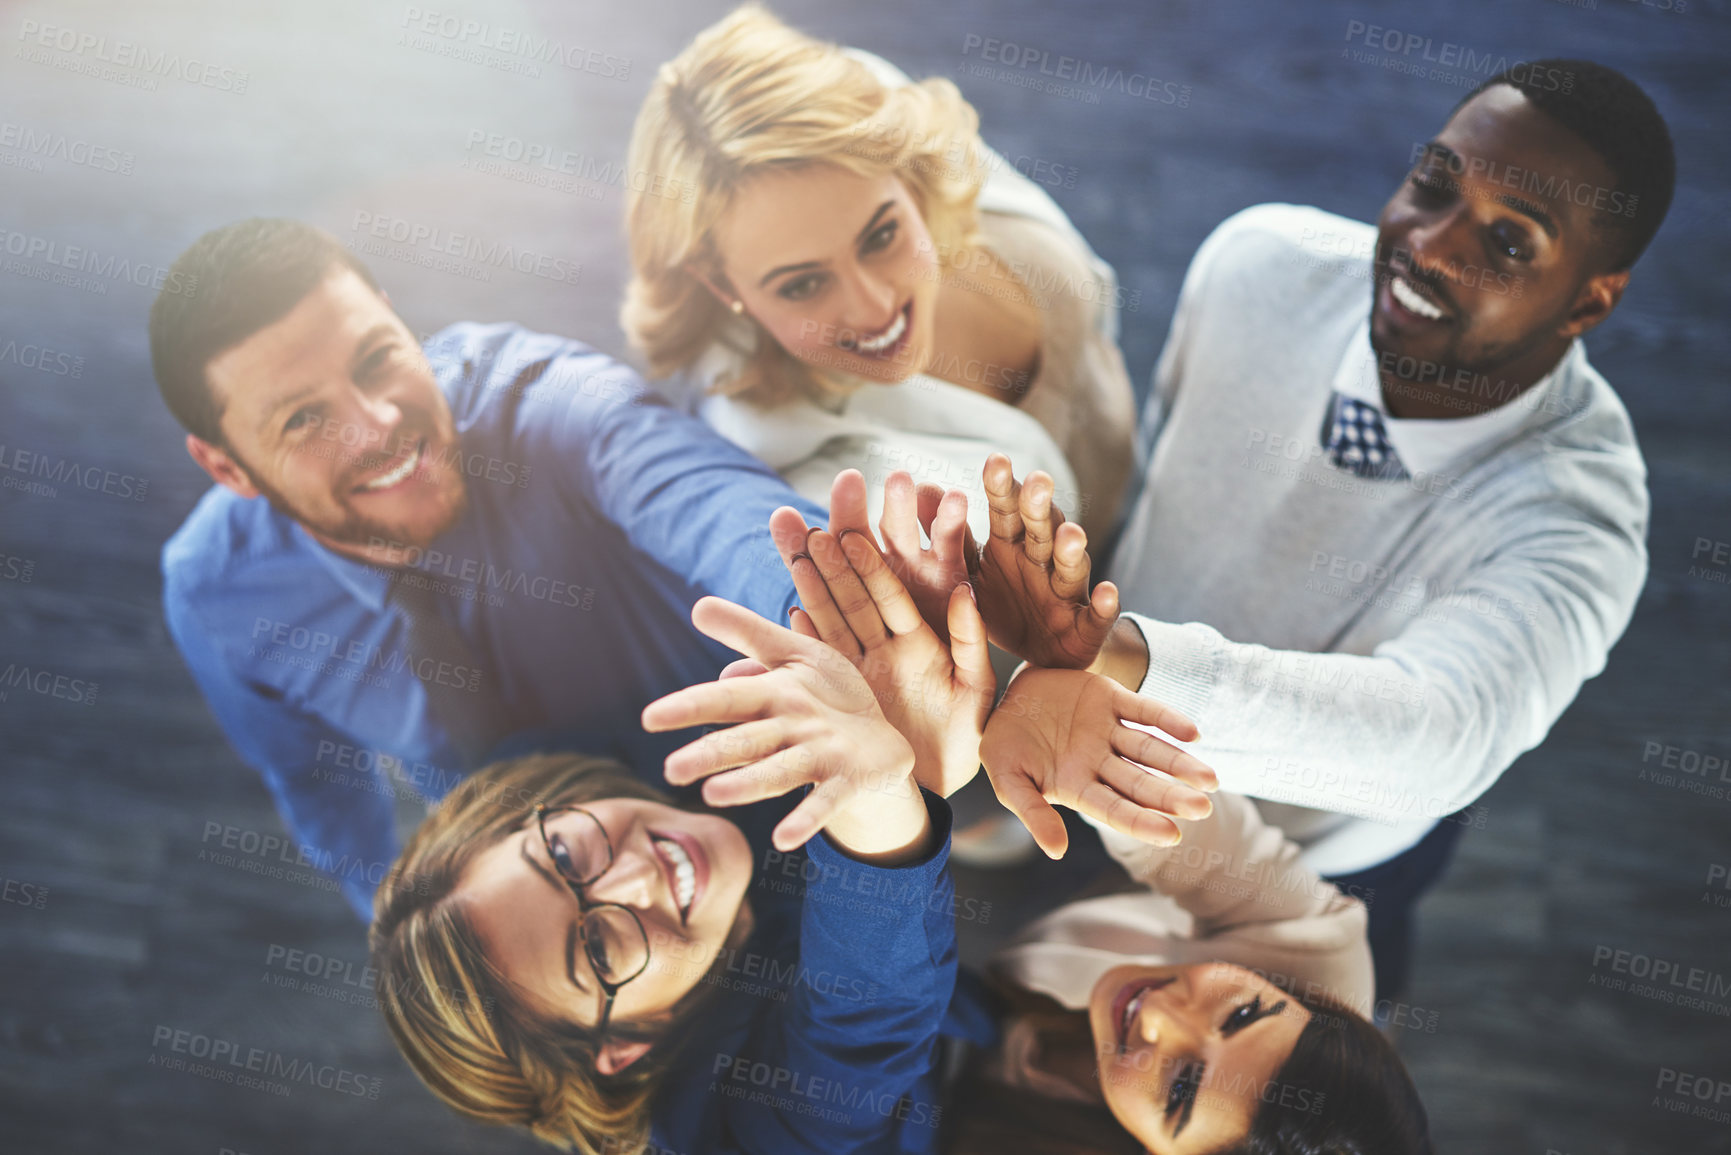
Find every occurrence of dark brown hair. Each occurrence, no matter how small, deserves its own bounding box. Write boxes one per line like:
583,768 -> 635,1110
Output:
148,218 -> 381,445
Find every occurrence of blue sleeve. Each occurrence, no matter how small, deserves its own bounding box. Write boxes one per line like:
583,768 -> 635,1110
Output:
164,585 -> 399,921
526,339 -> 824,626
720,793 -> 958,1154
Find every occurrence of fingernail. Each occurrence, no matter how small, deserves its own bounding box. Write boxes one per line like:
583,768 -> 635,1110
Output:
790,551 -> 813,567
961,581 -> 976,602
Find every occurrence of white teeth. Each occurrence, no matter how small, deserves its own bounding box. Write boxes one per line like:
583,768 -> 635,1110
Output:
360,443 -> 421,491
1391,276 -> 1445,320
1122,989 -> 1147,1038
851,307 -> 907,354
657,837 -> 696,913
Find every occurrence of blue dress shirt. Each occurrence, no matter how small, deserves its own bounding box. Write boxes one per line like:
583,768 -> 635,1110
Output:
162,323 -> 822,919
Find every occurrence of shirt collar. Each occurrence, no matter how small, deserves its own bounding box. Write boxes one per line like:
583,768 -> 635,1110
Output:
292,521 -> 393,612
1331,318 -> 1570,477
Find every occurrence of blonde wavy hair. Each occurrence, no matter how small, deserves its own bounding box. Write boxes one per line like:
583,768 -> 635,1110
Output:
621,3 -> 989,406
369,752 -> 734,1154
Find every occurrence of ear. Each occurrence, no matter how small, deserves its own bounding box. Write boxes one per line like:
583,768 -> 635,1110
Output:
186,433 -> 261,500
593,1037 -> 653,1076
1559,267 -> 1629,340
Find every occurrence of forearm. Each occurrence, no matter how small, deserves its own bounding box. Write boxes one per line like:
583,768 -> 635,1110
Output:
822,769 -> 935,866
1087,614 -> 1151,690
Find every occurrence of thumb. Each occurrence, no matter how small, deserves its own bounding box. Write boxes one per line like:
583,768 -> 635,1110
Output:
948,583 -> 993,697
985,765 -> 1070,859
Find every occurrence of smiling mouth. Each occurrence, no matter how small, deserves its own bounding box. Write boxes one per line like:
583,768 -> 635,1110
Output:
1388,273 -> 1449,322
650,834 -> 697,924
354,438 -> 424,493
1115,977 -> 1175,1047
839,302 -> 911,358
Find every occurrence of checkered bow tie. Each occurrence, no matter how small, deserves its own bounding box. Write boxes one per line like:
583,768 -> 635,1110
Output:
1323,394 -> 1408,480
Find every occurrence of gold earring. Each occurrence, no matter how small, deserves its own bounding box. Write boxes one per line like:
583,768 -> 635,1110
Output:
729,299 -> 744,315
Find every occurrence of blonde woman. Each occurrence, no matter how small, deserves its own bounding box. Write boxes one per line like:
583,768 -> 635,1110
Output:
622,4 -> 1137,544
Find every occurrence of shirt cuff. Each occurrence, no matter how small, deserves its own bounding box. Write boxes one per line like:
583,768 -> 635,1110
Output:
1123,612 -> 1222,726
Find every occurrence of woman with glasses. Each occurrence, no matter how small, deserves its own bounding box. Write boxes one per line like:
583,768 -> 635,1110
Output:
367,547 -> 998,1155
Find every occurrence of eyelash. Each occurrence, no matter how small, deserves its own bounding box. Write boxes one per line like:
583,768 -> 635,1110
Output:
1409,173 -> 1534,264
774,220 -> 900,302
1162,997 -> 1274,1121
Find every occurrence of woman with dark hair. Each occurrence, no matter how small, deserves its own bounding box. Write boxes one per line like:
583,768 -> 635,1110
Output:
939,783 -> 1434,1154
764,474 -> 1435,1155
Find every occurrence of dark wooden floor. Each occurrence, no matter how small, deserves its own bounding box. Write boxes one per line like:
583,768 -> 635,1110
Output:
2,0 -> 1728,1151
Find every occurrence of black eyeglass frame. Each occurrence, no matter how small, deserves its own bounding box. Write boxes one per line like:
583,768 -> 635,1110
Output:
532,802 -> 652,1037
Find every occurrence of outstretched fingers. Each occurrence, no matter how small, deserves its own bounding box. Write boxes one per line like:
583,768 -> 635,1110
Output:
838,530 -> 924,637
1109,723 -> 1217,796
1018,472 -> 1058,567
1074,780 -> 1182,848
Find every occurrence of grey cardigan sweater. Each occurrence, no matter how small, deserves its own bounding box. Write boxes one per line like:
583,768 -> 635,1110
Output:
1110,204 -> 1649,873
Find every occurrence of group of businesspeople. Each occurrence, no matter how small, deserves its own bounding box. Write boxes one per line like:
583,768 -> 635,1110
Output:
147,6 -> 1673,1153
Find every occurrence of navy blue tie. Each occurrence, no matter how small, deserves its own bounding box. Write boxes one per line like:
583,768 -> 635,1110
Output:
1324,394 -> 1408,480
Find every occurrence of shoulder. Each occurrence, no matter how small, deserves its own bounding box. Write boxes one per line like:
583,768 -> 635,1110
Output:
425,323 -> 661,452
161,488 -> 306,632
1189,203 -> 1374,287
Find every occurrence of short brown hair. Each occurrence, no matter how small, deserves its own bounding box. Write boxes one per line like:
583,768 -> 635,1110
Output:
147,218 -> 381,445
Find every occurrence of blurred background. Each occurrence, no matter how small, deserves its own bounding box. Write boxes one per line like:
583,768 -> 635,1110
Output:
2,0 -> 1729,1151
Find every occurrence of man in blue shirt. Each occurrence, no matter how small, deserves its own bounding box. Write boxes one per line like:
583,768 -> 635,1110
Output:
151,218 -> 822,919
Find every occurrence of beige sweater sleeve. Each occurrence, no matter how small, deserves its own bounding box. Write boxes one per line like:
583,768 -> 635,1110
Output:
1085,791 -> 1375,1013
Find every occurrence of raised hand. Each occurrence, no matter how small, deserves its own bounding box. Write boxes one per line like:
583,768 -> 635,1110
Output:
641,597 -> 928,858
970,453 -> 1120,669
824,469 -> 972,641
980,666 -> 1218,858
767,503 -> 994,799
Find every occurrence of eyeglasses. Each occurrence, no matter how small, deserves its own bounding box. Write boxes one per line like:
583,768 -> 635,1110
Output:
532,803 -> 652,1037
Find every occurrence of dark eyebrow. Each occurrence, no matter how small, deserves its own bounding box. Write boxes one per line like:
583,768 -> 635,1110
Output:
1494,193 -> 1558,239
350,321 -> 399,370
1418,141 -> 1558,239
755,199 -> 897,287
1169,1061 -> 1202,1138
520,834 -> 590,994
260,382 -> 322,435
